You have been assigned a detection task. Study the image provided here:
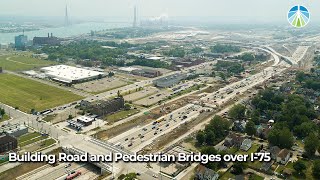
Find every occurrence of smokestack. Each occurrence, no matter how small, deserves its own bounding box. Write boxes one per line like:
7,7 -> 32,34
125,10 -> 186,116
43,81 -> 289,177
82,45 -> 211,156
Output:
133,5 -> 137,28
48,33 -> 50,38
51,33 -> 53,38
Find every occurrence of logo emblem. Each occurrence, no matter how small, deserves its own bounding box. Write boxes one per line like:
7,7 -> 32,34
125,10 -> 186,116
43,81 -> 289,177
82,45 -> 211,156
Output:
288,5 -> 310,28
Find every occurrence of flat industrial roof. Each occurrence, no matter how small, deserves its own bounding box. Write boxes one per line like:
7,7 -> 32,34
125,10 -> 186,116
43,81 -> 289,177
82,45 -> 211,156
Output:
118,67 -> 141,72
77,116 -> 95,123
147,56 -> 163,60
41,65 -> 104,83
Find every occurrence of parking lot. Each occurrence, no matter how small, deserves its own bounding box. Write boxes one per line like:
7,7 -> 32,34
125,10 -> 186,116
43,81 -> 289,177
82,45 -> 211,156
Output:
74,77 -> 129,93
124,86 -> 159,102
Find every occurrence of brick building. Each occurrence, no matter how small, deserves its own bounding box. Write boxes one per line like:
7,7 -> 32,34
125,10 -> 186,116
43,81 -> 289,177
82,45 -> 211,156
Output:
89,97 -> 125,117
0,135 -> 18,153
132,69 -> 162,78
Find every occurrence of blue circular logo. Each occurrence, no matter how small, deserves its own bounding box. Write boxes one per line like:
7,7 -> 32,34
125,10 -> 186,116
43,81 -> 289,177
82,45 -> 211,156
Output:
288,5 -> 310,28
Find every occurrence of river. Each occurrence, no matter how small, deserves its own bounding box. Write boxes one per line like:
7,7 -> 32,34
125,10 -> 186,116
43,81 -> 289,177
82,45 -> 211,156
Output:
0,22 -> 130,44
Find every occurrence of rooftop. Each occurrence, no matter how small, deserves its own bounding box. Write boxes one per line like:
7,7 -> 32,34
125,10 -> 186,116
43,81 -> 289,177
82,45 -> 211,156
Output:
77,116 -> 95,123
41,65 -> 104,83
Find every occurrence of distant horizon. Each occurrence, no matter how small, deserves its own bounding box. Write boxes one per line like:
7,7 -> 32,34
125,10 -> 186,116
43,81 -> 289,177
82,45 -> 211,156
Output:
0,15 -> 299,25
1,0 -> 320,24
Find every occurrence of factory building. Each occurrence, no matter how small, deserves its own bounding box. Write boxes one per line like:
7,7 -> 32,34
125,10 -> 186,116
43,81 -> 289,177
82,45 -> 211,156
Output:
153,73 -> 188,88
41,65 -> 105,84
33,33 -> 61,46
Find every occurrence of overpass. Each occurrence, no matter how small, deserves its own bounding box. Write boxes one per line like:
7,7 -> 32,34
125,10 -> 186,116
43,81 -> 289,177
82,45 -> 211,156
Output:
62,146 -> 113,175
264,46 -> 297,66
88,138 -> 134,155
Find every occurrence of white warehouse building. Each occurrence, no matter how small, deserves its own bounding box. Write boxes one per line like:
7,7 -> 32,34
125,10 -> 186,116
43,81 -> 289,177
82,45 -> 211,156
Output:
41,65 -> 105,84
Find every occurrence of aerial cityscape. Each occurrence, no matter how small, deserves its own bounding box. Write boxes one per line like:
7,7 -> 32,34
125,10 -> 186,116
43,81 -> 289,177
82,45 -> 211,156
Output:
1,0 -> 320,180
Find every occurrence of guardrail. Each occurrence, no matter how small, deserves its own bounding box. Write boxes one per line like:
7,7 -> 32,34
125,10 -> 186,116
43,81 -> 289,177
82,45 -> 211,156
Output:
89,138 -> 134,155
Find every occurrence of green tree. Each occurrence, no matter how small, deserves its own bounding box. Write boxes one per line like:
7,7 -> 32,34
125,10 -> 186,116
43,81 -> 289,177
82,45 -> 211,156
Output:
196,130 -> 205,146
0,108 -> 5,116
245,121 -> 256,136
68,115 -> 73,120
191,47 -> 203,53
117,90 -> 122,97
124,104 -> 131,110
294,122 -> 318,138
296,71 -> 306,83
211,44 -> 241,53
205,130 -> 216,146
30,109 -> 36,114
312,160 -> 320,179
232,162 -> 246,175
238,53 -> 255,61
219,72 -> 226,81
229,104 -> 246,120
118,173 -> 137,180
200,146 -> 219,170
304,133 -> 319,157
268,127 -> 294,149
293,160 -> 306,175
251,110 -> 260,125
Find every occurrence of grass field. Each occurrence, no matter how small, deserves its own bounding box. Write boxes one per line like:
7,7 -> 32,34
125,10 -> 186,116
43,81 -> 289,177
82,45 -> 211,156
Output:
43,114 -> 57,122
0,74 -> 83,112
0,55 -> 57,71
18,132 -> 41,142
105,109 -> 140,123
0,114 -> 9,122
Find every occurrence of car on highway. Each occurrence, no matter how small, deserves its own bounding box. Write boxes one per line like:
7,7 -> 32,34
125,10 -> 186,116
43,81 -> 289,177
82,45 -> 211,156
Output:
64,163 -> 71,168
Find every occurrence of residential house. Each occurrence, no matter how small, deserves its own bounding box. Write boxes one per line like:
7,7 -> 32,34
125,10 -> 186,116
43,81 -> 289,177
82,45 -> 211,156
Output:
223,136 -> 233,147
195,165 -> 219,180
232,135 -> 245,149
260,127 -> 271,139
261,161 -> 273,172
269,146 -> 281,160
223,134 -> 245,149
277,149 -> 290,165
233,120 -> 246,132
240,139 -> 252,151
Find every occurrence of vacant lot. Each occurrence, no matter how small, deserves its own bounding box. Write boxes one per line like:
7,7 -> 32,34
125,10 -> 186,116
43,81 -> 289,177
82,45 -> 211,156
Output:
0,55 -> 57,71
0,74 -> 83,112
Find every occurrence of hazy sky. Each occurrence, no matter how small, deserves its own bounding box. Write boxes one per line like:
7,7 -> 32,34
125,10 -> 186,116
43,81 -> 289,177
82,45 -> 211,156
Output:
0,0 -> 319,23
